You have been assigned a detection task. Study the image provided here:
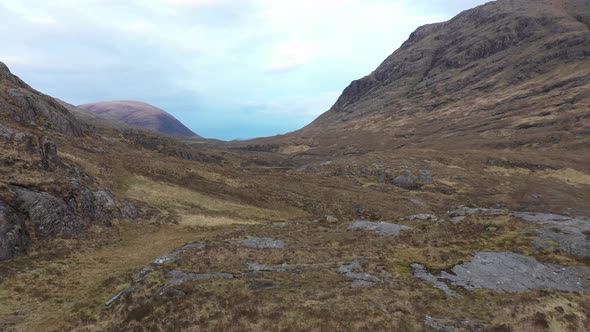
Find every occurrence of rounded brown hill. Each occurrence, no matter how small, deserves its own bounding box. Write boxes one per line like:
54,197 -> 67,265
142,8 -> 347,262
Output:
78,100 -> 200,138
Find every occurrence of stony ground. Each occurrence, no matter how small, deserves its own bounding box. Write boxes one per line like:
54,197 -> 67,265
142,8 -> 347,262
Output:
15,207 -> 580,332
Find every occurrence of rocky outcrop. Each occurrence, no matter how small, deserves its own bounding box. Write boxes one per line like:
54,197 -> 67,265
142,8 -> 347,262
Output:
12,187 -> 83,239
10,185 -> 138,241
338,261 -> 384,287
512,212 -> 590,258
0,201 -> 31,260
5,88 -> 85,137
0,61 -> 85,137
39,137 -> 58,170
68,188 -> 120,226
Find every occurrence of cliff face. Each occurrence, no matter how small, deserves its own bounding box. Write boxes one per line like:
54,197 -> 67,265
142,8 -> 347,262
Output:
291,0 -> 590,152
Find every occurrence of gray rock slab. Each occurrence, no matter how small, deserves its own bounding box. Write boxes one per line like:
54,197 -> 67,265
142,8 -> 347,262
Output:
440,252 -> 590,292
241,237 -> 286,249
348,221 -> 412,236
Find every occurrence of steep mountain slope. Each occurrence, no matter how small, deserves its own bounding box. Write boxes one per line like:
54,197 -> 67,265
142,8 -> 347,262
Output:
78,100 -> 201,138
270,0 -> 590,153
0,62 -> 86,137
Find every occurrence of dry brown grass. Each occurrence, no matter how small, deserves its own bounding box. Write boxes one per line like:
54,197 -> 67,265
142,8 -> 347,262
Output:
125,175 -> 291,222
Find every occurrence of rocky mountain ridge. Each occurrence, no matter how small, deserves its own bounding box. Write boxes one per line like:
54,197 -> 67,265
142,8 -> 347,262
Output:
255,0 -> 590,153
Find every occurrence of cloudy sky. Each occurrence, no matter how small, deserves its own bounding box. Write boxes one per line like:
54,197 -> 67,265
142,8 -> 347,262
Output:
0,0 -> 488,140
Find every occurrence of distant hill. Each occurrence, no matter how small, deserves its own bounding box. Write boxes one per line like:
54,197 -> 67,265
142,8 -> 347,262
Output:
78,101 -> 201,138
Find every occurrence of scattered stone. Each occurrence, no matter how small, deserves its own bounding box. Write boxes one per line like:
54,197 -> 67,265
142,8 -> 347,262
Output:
404,214 -> 438,222
485,226 -> 498,232
0,201 -> 31,260
325,215 -> 338,223
166,270 -> 233,286
348,221 -> 412,236
447,206 -> 508,217
247,281 -> 276,290
241,237 -> 286,249
440,252 -> 590,292
338,261 -> 383,287
411,264 -> 460,298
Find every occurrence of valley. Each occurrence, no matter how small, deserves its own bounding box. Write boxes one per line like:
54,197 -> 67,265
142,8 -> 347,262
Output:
1,0 -> 589,331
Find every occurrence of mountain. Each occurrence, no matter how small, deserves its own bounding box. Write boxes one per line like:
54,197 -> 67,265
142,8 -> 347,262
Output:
78,100 -> 201,138
269,0 -> 590,153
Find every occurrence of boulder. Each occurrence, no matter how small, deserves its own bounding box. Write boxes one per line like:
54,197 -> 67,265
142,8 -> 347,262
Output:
0,201 -> 31,260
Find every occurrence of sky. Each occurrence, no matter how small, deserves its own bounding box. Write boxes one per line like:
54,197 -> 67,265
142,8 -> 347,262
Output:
0,0 -> 489,140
